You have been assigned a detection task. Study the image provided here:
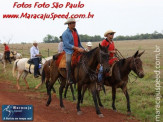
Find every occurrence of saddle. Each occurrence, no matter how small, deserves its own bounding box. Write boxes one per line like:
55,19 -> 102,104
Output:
58,51 -> 82,69
97,62 -> 116,77
25,58 -> 42,74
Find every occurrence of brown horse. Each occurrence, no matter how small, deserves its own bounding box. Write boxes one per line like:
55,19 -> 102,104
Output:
46,44 -> 110,117
42,58 -> 75,99
81,50 -> 145,115
41,59 -> 56,93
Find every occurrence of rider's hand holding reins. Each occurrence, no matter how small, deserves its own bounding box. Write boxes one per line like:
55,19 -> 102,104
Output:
36,54 -> 42,57
73,47 -> 85,53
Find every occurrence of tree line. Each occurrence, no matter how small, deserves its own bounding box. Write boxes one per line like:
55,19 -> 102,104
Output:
43,31 -> 163,43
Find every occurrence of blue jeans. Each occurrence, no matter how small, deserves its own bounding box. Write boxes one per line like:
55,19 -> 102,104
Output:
5,51 -> 11,63
31,58 -> 39,76
98,65 -> 103,83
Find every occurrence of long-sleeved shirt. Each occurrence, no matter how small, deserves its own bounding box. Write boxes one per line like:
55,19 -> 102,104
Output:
30,46 -> 39,59
58,42 -> 63,53
62,28 -> 83,54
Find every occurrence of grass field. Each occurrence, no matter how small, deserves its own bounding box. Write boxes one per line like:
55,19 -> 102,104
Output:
0,39 -> 163,121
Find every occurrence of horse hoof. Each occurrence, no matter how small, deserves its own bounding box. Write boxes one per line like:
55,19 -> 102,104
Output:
77,111 -> 83,115
98,114 -> 104,118
100,106 -> 104,108
61,107 -> 65,111
73,98 -> 76,101
46,102 -> 50,107
127,112 -> 131,116
99,105 -> 104,108
17,87 -> 20,90
113,110 -> 117,112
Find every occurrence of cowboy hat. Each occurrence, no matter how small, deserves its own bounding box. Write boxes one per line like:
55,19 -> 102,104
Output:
33,40 -> 37,44
104,30 -> 116,37
86,42 -> 93,46
64,18 -> 76,25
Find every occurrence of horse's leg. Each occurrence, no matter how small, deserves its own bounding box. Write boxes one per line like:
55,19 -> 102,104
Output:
3,61 -> 6,72
35,82 -> 42,89
121,86 -> 131,115
91,84 -> 103,117
16,71 -> 23,90
112,87 -> 117,111
46,71 -> 59,106
64,84 -> 69,98
22,72 -> 29,89
96,90 -> 103,107
81,84 -> 87,103
70,84 -> 76,101
59,79 -> 66,109
77,84 -> 82,115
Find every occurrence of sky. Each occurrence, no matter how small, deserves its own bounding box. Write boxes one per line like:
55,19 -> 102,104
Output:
0,0 -> 163,43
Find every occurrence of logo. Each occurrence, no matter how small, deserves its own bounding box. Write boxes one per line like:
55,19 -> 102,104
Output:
2,105 -> 33,121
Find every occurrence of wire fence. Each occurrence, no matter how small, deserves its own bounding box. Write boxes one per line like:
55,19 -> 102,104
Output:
0,43 -> 59,58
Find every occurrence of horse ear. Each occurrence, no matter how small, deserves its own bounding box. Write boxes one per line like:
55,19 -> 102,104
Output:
99,43 -> 102,49
133,50 -> 139,58
138,50 -> 145,57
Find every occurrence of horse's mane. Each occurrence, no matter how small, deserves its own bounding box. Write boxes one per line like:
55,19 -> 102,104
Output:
83,47 -> 98,57
117,58 -> 126,67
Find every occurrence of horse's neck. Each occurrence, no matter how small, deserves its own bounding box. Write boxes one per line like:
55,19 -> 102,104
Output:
83,48 -> 99,70
118,57 -> 132,78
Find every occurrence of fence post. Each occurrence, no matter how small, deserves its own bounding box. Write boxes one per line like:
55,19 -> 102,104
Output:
48,48 -> 49,57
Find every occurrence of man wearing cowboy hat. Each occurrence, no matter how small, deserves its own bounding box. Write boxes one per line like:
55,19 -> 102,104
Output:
98,30 -> 118,90
62,18 -> 84,84
30,41 -> 42,78
3,42 -> 12,64
101,30 -> 118,64
85,41 -> 93,52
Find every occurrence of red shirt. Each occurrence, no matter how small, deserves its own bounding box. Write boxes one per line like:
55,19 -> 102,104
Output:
101,39 -> 115,58
4,45 -> 10,52
72,31 -> 78,47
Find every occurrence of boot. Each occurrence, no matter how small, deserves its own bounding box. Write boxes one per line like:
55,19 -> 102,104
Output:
66,70 -> 73,84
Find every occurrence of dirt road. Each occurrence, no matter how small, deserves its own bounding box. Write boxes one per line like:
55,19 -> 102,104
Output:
0,80 -> 139,122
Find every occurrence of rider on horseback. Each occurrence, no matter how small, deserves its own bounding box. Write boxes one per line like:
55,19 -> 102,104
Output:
30,41 -> 42,78
98,30 -> 118,89
3,42 -> 11,64
62,18 -> 84,84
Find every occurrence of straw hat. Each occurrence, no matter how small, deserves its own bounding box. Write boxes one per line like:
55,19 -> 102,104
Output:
104,30 -> 116,37
33,40 -> 37,44
86,42 -> 93,46
64,18 -> 76,25
3,42 -> 6,45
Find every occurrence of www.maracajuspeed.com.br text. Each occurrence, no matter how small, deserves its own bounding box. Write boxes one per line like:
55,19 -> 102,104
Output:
3,12 -> 94,20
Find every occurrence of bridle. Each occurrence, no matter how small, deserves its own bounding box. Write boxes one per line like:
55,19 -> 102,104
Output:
81,48 -> 109,81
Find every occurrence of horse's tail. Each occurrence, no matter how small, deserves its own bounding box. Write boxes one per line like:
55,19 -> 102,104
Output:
41,68 -> 46,84
12,59 -> 19,77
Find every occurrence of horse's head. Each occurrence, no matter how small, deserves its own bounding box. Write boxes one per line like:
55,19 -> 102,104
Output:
98,44 -> 110,73
130,50 -> 145,78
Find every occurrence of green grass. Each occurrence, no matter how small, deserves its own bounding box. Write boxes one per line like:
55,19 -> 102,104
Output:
0,40 -> 163,122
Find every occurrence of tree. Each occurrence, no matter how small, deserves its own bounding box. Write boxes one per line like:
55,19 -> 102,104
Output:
43,34 -> 59,43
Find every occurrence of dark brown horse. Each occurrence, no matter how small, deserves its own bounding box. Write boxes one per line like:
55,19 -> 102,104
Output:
81,50 -> 145,115
46,44 -> 110,117
42,58 -> 75,100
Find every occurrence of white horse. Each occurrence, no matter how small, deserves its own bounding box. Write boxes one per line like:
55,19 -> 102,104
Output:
12,56 -> 52,90
0,53 -> 6,72
10,51 -> 22,60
